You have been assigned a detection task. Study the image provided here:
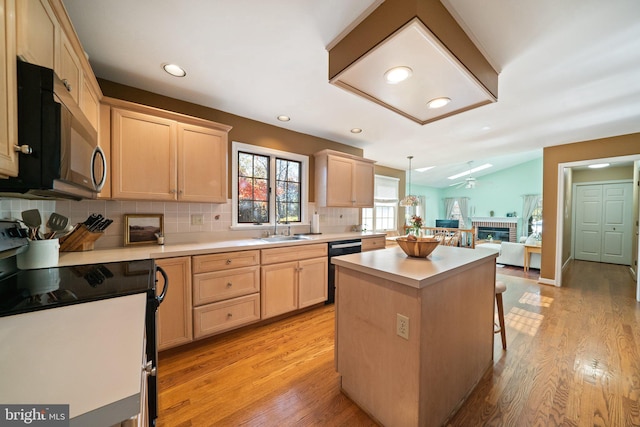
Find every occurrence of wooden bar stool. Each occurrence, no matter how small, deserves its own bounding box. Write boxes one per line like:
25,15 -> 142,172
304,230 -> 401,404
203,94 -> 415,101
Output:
495,280 -> 507,350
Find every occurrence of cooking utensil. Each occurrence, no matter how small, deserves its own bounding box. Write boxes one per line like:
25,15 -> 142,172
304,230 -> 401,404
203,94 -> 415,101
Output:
46,213 -> 69,239
22,209 -> 42,240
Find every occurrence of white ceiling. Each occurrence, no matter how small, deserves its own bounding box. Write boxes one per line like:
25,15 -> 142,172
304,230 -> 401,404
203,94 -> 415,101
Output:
61,0 -> 640,188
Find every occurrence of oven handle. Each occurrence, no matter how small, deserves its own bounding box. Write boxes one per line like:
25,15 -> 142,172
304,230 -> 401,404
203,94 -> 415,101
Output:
156,266 -> 169,305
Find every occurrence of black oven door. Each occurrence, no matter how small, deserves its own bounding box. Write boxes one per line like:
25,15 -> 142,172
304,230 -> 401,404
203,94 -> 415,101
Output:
146,265 -> 168,426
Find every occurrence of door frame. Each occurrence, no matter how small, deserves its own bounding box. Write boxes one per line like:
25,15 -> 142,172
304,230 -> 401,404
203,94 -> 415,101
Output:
555,154 -> 640,300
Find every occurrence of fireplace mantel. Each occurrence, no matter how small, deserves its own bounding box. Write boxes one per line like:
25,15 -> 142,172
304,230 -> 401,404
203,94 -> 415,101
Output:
471,217 -> 519,223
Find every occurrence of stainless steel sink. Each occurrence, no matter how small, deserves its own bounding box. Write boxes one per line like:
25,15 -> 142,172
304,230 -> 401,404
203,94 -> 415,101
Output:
260,235 -> 311,243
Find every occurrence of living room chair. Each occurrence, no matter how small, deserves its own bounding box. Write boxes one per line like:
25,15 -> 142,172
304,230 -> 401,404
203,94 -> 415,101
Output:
495,280 -> 507,350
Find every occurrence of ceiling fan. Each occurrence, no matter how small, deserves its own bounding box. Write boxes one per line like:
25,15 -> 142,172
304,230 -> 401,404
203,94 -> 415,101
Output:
450,161 -> 478,189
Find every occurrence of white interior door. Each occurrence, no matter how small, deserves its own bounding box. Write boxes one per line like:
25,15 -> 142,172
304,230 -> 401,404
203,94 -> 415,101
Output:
575,185 -> 603,262
575,183 -> 632,265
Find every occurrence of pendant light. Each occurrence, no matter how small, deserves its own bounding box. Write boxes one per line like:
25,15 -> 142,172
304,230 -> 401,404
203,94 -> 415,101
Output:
399,156 -> 420,207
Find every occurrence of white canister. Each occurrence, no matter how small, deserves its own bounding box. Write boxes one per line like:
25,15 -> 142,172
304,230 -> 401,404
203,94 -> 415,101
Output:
17,239 -> 60,269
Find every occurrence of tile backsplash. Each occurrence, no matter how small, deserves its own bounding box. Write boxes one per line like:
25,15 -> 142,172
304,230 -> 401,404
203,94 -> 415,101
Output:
0,198 -> 360,249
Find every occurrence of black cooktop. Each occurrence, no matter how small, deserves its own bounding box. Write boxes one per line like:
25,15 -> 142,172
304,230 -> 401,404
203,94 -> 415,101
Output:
0,259 -> 155,317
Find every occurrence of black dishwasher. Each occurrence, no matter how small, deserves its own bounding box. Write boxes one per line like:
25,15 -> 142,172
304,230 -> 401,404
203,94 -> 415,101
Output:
327,239 -> 362,304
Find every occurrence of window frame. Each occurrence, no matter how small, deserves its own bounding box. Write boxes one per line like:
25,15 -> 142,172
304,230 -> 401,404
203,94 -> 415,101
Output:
231,141 -> 309,229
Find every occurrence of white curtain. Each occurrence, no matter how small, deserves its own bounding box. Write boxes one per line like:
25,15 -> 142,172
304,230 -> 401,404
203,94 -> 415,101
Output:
444,198 -> 456,220
458,197 -> 470,228
521,194 -> 541,237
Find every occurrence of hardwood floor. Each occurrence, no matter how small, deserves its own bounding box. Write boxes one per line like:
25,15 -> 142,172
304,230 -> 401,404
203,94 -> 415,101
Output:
156,260 -> 640,426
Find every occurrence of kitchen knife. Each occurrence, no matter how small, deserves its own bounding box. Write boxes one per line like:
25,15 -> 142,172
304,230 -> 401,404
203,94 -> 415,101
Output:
96,219 -> 113,232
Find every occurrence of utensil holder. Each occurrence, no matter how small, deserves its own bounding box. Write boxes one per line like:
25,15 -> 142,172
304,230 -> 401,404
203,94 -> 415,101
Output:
59,225 -> 103,252
17,239 -> 60,269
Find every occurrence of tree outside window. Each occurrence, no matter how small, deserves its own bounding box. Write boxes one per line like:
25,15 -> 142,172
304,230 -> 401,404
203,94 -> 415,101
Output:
238,151 -> 270,223
275,158 -> 301,223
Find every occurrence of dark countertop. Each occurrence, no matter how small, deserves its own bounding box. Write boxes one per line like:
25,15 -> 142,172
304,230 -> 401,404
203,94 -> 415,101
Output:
0,259 -> 154,317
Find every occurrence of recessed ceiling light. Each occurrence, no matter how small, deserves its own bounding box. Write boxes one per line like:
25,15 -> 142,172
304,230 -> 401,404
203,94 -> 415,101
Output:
162,63 -> 186,77
427,97 -> 451,109
277,115 -> 291,122
447,163 -> 493,180
350,128 -> 363,134
384,66 -> 413,84
416,166 -> 435,172
481,126 -> 491,131
588,163 -> 610,169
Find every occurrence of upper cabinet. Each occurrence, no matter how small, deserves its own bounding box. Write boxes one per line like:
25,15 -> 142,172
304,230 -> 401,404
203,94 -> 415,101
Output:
0,0 -> 18,177
15,0 -> 102,132
107,98 -> 232,203
16,0 -> 58,70
315,149 -> 375,208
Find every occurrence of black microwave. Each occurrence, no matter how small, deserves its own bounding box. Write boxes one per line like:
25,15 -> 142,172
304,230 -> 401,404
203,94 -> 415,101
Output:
0,60 -> 106,200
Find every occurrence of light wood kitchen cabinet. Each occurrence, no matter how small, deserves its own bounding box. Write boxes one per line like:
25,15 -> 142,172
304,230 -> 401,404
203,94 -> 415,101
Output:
361,236 -> 386,251
177,123 -> 228,203
156,257 -> 193,351
111,106 -> 177,201
192,250 -> 261,338
58,30 -> 81,104
315,149 -> 375,208
0,0 -> 18,178
261,243 -> 328,319
80,70 -> 101,131
108,98 -> 231,202
16,0 -> 58,70
16,0 -> 103,132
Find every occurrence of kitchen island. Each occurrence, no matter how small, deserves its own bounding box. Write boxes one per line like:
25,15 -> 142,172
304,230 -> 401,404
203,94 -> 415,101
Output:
332,245 -> 498,427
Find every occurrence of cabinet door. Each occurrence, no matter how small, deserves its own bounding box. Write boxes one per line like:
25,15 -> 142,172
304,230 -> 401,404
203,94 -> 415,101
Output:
58,30 -> 81,104
261,261 -> 298,319
326,155 -> 355,206
0,0 -> 18,177
353,160 -> 374,207
298,257 -> 328,308
16,0 -> 58,69
80,72 -> 100,131
177,123 -> 227,203
111,107 -> 177,200
156,257 -> 193,351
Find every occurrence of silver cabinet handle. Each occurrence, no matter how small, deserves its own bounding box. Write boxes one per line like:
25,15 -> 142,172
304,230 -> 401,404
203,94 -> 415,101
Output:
62,79 -> 72,92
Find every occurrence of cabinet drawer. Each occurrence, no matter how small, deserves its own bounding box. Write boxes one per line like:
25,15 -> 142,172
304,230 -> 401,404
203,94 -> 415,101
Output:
193,250 -> 260,273
193,266 -> 260,306
193,293 -> 260,338
261,243 -> 328,265
362,236 -> 386,251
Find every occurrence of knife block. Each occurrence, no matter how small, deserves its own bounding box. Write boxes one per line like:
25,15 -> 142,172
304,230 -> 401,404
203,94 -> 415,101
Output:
59,224 -> 103,252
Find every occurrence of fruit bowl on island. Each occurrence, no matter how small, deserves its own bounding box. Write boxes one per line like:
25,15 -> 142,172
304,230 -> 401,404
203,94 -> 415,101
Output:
396,235 -> 440,258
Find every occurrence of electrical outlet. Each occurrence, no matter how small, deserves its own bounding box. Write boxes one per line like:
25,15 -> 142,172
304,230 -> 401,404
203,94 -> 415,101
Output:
397,314 -> 409,340
191,214 -> 204,225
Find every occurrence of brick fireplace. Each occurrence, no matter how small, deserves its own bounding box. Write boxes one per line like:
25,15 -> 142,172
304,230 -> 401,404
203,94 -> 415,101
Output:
471,217 -> 518,242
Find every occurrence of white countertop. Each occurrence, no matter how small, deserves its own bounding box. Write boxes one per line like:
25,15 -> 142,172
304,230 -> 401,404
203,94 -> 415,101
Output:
57,232 -> 385,267
331,245 -> 498,289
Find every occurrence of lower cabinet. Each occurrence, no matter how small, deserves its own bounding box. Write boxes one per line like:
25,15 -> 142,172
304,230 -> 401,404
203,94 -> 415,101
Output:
192,250 -> 261,338
261,244 -> 328,319
156,257 -> 193,351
